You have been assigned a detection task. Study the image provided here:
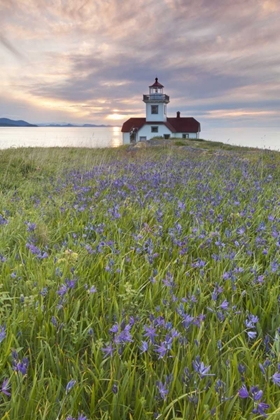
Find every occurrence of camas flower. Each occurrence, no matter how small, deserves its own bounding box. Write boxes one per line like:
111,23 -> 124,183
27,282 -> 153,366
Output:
250,386 -> 263,401
238,384 -> 269,416
192,357 -> 214,378
252,402 -> 270,417
140,341 -> 149,353
238,384 -> 249,398
143,325 -> 157,343
1,379 -> 11,397
219,300 -> 229,310
247,331 -> 257,340
245,314 -> 259,328
0,325 -> 6,343
12,356 -> 29,375
102,343 -> 115,358
66,379 -> 76,394
271,372 -> 280,386
154,341 -> 168,359
156,380 -> 169,400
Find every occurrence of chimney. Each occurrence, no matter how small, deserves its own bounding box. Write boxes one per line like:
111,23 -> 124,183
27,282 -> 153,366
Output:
176,111 -> 180,118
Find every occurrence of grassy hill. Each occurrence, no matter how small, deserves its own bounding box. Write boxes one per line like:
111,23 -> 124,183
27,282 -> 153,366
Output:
0,144 -> 279,419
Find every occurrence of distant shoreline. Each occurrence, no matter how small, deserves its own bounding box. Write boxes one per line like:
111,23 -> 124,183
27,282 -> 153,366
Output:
0,124 -> 37,127
0,117 -> 118,128
0,124 -> 118,128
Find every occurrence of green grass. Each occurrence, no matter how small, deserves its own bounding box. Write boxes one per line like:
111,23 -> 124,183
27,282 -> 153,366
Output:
0,145 -> 280,419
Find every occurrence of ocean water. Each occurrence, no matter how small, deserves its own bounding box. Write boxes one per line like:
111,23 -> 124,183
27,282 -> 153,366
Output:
202,127 -> 280,151
0,126 -> 279,151
0,126 -> 123,149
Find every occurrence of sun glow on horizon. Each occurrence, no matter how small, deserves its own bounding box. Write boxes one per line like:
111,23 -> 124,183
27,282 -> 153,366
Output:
106,113 -> 126,121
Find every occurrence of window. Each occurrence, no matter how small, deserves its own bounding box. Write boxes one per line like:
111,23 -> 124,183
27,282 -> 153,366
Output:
151,126 -> 158,133
139,136 -> 147,141
151,105 -> 158,114
164,134 -> 170,139
182,134 -> 189,139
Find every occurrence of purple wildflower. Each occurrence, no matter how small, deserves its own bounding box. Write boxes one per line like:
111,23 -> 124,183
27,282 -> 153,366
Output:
0,215 -> 8,225
162,273 -> 175,288
129,316 -> 135,326
140,341 -> 149,353
238,384 -> 269,415
245,314 -> 259,328
143,325 -> 157,343
11,350 -> 18,360
26,243 -> 48,259
247,331 -> 257,340
1,379 -> 11,397
51,316 -> 58,327
252,402 -> 270,417
89,285 -> 97,293
57,284 -> 68,297
250,386 -> 263,401
219,300 -> 229,310
13,357 -> 29,375
259,363 -> 266,376
212,285 -> 223,301
154,341 -> 168,359
40,287 -> 48,297
102,343 -> 115,357
26,222 -> 37,231
85,244 -> 93,254
181,313 -> 194,329
0,325 -> 6,343
66,379 -> 76,394
192,357 -> 214,378
271,372 -> 280,386
223,271 -> 231,280
109,323 -> 119,334
65,278 -> 76,289
238,384 -> 249,398
237,227 -> 246,235
115,324 -> 133,344
77,415 -> 87,420
156,380 -> 169,400
18,357 -> 29,375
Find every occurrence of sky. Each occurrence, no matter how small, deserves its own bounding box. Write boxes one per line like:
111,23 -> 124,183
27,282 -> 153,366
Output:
1,0 -> 280,145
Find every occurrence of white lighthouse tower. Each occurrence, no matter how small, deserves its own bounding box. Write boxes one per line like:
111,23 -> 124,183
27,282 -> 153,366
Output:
143,78 -> 170,122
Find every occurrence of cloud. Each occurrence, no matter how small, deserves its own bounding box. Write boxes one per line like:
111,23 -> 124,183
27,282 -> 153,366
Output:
0,33 -> 25,59
0,0 -> 280,128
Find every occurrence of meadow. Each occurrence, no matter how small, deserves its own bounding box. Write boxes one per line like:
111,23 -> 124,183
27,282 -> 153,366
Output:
0,143 -> 280,419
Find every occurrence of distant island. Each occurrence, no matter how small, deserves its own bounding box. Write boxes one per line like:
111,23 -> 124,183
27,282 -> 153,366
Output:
38,123 -> 115,127
0,118 -> 37,127
0,118 -> 116,128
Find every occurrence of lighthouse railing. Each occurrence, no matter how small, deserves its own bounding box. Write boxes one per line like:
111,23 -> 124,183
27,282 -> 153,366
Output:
143,94 -> 170,101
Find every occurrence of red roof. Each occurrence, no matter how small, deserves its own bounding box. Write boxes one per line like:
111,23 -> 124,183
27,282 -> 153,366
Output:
121,118 -> 146,133
149,77 -> 164,89
121,117 -> 200,133
167,117 -> 201,133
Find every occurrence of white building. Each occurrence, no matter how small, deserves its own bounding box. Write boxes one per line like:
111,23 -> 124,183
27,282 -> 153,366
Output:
122,78 -> 201,144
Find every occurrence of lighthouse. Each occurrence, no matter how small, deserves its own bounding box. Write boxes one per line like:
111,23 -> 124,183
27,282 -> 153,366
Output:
143,78 -> 169,122
121,78 -> 201,144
